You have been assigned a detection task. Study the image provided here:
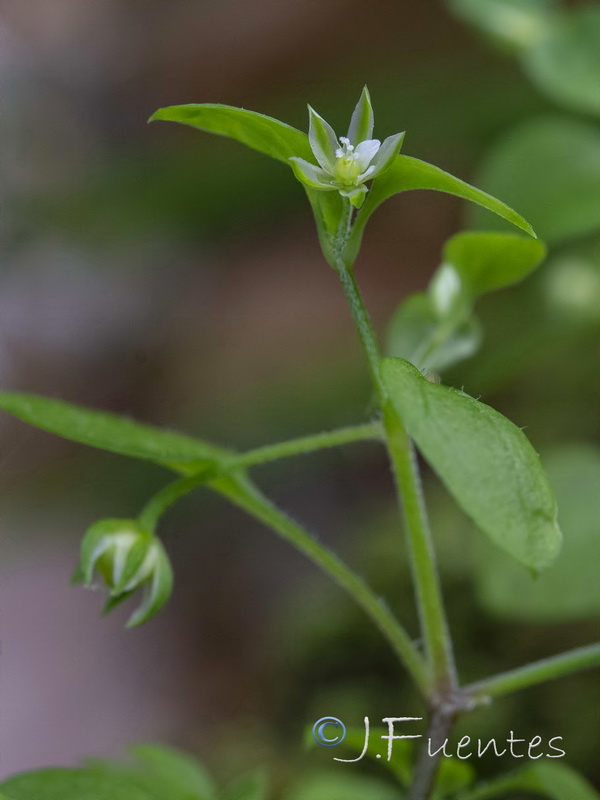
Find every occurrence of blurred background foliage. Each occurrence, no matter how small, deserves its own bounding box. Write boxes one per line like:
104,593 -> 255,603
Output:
0,0 -> 599,794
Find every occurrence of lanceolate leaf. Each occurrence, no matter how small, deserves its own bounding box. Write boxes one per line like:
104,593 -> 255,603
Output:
150,103 -> 345,264
471,118 -> 600,244
150,104 -> 312,164
380,358 -> 561,571
344,155 -> 535,263
0,393 -> 228,470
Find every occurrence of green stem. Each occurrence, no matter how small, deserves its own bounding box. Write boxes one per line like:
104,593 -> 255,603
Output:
138,472 -> 212,532
211,471 -> 429,695
335,256 -> 457,693
383,404 -> 457,692
229,421 -> 384,470
336,260 -> 386,403
465,642 -> 600,700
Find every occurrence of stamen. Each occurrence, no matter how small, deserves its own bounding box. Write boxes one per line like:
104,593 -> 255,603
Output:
335,137 -> 356,160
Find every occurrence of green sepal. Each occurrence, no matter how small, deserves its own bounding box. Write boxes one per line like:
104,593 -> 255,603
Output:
308,106 -> 338,171
347,86 -> 374,145
289,157 -> 334,190
126,540 -> 174,627
78,519 -> 140,587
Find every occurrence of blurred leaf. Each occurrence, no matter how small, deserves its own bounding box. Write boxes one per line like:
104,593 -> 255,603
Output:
471,118 -> 600,244
443,232 -> 546,297
386,293 -> 482,372
0,392 -> 228,471
462,760 -> 600,799
345,154 -> 535,262
433,757 -> 475,798
285,772 -> 401,800
305,724 -> 413,785
0,768 -> 159,800
380,358 -> 561,571
476,444 -> 600,621
449,0 -> 556,50
130,744 -> 215,800
386,232 -> 541,374
222,770 -> 267,800
523,5 -> 600,117
542,237 -> 600,326
150,104 -> 312,164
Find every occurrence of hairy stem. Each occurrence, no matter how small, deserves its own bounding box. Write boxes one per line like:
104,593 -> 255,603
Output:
138,471 -> 214,532
465,642 -> 600,700
383,404 -> 457,692
335,257 -> 457,693
211,471 -> 429,694
229,421 -> 384,470
336,260 -> 386,403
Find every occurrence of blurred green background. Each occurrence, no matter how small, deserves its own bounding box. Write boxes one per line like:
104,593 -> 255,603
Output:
0,0 -> 599,793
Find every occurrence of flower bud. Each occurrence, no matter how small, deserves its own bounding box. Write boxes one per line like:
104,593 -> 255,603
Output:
75,518 -> 173,627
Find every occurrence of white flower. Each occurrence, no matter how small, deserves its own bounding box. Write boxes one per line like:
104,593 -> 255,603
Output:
74,518 -> 173,627
290,87 -> 405,209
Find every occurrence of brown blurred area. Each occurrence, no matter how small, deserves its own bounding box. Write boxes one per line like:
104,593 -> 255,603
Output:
0,0 -> 582,783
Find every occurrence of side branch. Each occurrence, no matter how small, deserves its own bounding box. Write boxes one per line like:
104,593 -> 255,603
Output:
210,472 -> 429,695
465,642 -> 600,700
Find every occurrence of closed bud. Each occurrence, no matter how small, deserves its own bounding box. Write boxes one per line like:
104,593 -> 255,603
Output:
75,519 -> 173,627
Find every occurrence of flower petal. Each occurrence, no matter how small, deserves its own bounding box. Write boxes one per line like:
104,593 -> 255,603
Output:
347,86 -> 374,145
353,139 -> 381,172
308,106 -> 339,171
290,157 -> 336,190
367,132 -> 405,178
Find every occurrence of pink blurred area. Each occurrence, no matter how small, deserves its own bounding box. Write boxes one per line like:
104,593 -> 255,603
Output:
0,0 -> 490,777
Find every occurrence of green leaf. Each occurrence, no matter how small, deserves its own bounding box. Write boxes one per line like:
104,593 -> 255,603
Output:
462,761 -> 600,800
386,293 -> 481,373
443,231 -> 546,298
471,117 -> 600,245
0,392 -> 228,470
344,155 -> 535,264
432,757 -> 475,799
449,0 -> 557,50
222,770 -> 267,800
0,768 -> 160,800
130,743 -> 215,800
150,104 -> 312,164
285,772 -> 400,800
476,444 -> 600,621
380,358 -> 561,570
523,5 -> 600,117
